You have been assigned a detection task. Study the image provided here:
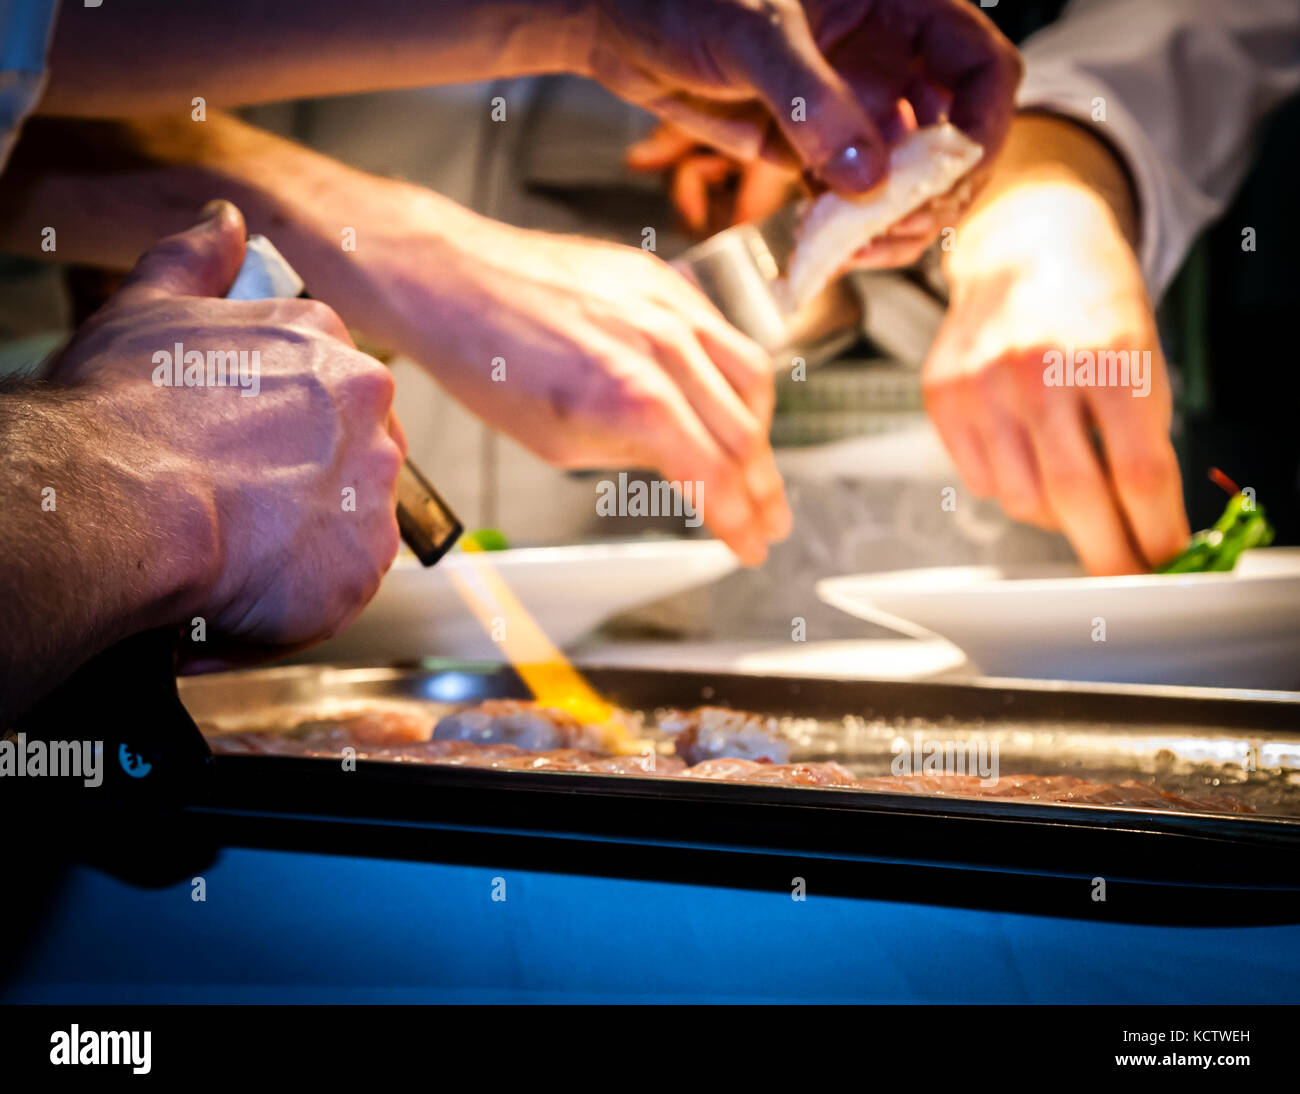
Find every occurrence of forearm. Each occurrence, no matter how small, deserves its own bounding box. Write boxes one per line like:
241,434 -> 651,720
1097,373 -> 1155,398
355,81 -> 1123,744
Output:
39,0 -> 593,118
0,385 -> 211,723
0,112 -> 487,345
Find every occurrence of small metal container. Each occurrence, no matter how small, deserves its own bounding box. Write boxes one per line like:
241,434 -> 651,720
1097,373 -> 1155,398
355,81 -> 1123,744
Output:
671,206 -> 863,373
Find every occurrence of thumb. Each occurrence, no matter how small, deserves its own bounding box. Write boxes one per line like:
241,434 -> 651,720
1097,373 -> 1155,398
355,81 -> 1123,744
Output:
728,8 -> 887,194
117,199 -> 248,303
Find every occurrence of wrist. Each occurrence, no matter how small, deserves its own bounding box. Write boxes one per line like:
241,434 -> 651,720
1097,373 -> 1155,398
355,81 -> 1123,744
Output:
273,172 -> 491,344
0,385 -> 219,657
81,387 -> 221,633
964,112 -> 1139,249
946,116 -> 1141,293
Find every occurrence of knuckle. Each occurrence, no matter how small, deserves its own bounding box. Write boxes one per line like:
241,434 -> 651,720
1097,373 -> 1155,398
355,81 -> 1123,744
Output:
967,368 -> 1009,419
601,370 -> 667,433
1045,456 -> 1094,500
344,355 -> 397,410
144,237 -> 197,271
920,372 -> 952,409
1123,451 -> 1176,497
736,351 -> 775,396
733,418 -> 767,460
285,298 -> 350,338
1002,490 -> 1043,524
376,436 -> 404,484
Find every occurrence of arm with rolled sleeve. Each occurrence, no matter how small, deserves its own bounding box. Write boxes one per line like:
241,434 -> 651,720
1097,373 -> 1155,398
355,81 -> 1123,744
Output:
1017,0 -> 1300,299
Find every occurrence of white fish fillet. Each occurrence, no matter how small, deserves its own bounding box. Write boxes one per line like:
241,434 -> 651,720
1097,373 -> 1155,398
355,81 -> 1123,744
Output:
785,123 -> 984,310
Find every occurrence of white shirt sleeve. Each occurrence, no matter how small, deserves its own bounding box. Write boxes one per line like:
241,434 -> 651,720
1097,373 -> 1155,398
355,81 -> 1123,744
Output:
1016,0 -> 1300,300
0,0 -> 60,171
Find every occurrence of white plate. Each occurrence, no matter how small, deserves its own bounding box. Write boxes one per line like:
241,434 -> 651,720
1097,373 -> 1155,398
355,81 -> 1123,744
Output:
817,548 -> 1300,690
572,638 -> 968,680
292,540 -> 739,663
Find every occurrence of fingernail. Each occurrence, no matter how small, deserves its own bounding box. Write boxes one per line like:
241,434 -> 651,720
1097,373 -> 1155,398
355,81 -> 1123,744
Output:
819,141 -> 885,194
199,198 -> 232,221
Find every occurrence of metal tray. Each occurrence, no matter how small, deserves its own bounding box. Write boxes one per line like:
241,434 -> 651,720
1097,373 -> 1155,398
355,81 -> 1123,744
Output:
176,662 -> 1300,894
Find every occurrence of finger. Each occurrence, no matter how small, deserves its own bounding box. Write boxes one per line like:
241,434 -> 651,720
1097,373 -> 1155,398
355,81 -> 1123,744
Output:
116,199 -> 247,304
986,421 -> 1055,530
844,183 -> 972,269
651,269 -> 776,426
885,207 -> 939,236
923,380 -> 996,497
598,352 -> 770,565
625,123 -> 699,171
846,234 -> 933,270
1031,401 -> 1146,575
670,154 -> 737,234
734,159 -> 800,224
723,3 -> 888,193
670,158 -> 713,234
914,2 -> 1022,158
656,419 -> 770,567
1086,385 -> 1190,568
695,319 -> 775,428
652,314 -> 789,539
966,370 -> 1055,528
905,74 -> 952,129
275,296 -> 355,345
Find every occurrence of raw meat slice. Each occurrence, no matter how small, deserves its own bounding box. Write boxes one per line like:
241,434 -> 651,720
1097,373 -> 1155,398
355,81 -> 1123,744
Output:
433,699 -> 605,752
578,752 -> 686,776
785,122 -> 983,309
494,748 -> 685,776
854,773 -> 1253,813
659,706 -> 790,765
683,758 -> 859,787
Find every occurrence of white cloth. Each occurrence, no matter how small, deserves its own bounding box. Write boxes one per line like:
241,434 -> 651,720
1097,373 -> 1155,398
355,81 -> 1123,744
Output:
0,0 -> 59,170
1017,0 -> 1300,300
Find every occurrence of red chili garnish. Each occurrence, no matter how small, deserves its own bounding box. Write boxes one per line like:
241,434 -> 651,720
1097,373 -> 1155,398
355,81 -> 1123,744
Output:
1208,467 -> 1240,496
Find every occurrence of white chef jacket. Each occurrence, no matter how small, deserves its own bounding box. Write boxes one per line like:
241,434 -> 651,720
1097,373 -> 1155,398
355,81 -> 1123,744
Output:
0,0 -> 59,171
1018,0 -> 1300,300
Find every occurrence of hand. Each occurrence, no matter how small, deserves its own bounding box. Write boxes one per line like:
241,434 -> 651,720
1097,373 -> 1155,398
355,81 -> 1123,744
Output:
51,201 -> 406,666
923,120 -> 1189,575
626,122 -> 800,235
589,0 -> 1019,197
315,182 -> 789,565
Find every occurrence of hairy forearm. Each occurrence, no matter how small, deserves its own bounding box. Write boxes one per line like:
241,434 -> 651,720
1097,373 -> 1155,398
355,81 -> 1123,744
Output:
0,112 -> 485,343
40,0 -> 593,118
0,384 -> 211,723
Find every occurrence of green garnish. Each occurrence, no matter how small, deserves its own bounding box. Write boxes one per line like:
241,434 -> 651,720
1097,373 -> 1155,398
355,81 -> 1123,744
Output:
1156,469 -> 1274,573
461,527 -> 510,552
